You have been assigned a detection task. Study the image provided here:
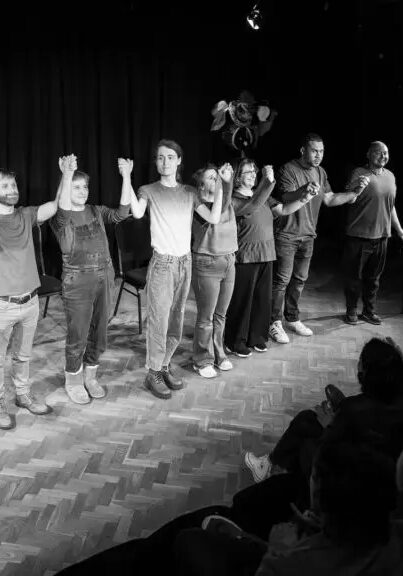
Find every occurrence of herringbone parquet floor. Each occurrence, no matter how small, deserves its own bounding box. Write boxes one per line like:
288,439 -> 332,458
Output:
1,248 -> 402,575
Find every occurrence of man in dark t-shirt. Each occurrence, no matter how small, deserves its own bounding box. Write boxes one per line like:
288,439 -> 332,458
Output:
343,141 -> 403,325
0,168 -> 58,429
269,133 -> 369,344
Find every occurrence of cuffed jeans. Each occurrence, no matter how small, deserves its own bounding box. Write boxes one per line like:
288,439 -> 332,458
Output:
146,251 -> 191,372
271,234 -> 314,323
192,253 -> 235,368
342,236 -> 388,314
0,295 -> 39,397
62,266 -> 115,373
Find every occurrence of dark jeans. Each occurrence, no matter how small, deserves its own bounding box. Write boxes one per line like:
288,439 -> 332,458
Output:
270,409 -> 324,482
192,252 -> 235,367
271,234 -> 315,323
174,528 -> 265,576
146,251 -> 192,371
342,236 -> 388,314
225,261 -> 272,349
62,265 -> 115,373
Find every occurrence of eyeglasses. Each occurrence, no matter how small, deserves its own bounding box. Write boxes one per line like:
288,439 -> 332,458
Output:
241,170 -> 257,175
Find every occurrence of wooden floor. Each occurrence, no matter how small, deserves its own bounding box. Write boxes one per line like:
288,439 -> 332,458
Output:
1,248 -> 402,575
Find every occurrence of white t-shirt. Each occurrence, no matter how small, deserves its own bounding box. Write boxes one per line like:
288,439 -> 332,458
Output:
138,181 -> 200,257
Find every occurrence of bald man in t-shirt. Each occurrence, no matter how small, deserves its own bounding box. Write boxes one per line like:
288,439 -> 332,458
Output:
343,141 -> 403,325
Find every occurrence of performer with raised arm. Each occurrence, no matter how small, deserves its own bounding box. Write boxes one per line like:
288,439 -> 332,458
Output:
51,155 -> 131,404
224,160 -> 317,359
191,162 -> 237,378
0,168 -> 59,428
269,133 -> 369,344
118,139 -> 222,399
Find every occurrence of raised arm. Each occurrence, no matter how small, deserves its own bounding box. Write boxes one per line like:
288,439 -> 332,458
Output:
323,174 -> 370,207
37,155 -> 76,222
234,165 -> 275,218
195,179 -> 223,224
118,158 -> 147,219
218,162 -> 234,213
56,154 -> 77,212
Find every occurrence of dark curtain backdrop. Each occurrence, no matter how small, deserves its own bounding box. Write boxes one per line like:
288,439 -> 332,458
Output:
0,0 -> 402,227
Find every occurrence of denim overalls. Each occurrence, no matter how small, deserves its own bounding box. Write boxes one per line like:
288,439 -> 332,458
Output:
61,206 -> 114,372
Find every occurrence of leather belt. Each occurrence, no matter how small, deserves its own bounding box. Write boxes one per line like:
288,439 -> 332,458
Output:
0,289 -> 38,305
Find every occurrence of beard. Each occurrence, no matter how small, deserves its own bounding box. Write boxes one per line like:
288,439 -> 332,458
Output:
0,194 -> 19,206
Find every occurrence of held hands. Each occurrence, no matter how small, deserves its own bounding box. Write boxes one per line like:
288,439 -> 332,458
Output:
314,400 -> 334,428
261,165 -> 274,183
59,154 -> 77,175
218,162 -> 233,183
118,158 -> 134,178
301,181 -> 320,203
352,175 -> 370,200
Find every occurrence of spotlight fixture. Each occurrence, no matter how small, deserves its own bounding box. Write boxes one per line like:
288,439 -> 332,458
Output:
246,2 -> 263,30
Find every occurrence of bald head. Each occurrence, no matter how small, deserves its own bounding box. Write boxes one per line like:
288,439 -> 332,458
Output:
367,141 -> 389,171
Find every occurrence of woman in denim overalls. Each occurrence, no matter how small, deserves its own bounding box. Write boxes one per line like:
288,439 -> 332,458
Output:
51,155 -> 131,404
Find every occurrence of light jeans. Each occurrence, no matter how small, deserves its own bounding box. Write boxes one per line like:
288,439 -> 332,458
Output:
0,295 -> 39,397
146,251 -> 192,371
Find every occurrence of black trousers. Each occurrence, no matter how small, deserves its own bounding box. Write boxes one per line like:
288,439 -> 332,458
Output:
225,261 -> 273,349
342,236 -> 388,314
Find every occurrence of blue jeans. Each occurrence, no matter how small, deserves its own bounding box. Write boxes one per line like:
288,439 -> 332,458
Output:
0,295 -> 39,397
271,234 -> 314,323
192,253 -> 235,368
62,266 -> 115,373
146,251 -> 192,372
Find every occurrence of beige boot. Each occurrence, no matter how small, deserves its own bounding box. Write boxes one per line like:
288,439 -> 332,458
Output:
65,367 -> 90,404
84,365 -> 105,399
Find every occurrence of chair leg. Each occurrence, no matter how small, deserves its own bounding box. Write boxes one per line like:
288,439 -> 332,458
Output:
138,291 -> 142,335
43,297 -> 50,318
113,280 -> 125,316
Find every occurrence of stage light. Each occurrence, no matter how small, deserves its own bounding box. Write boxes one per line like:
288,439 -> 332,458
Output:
246,3 -> 263,30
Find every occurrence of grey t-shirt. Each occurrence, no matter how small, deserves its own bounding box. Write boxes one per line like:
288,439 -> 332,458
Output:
274,159 -> 332,238
345,167 -> 396,239
0,206 -> 40,296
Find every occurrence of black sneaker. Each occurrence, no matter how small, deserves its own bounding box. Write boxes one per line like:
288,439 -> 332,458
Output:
252,343 -> 268,352
344,311 -> 358,325
144,371 -> 172,399
161,365 -> 184,390
360,311 -> 381,325
233,344 -> 253,358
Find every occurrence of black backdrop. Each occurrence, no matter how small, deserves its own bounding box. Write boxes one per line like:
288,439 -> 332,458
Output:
1,0 -> 402,229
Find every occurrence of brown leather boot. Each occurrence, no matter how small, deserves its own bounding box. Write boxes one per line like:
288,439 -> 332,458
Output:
144,370 -> 172,399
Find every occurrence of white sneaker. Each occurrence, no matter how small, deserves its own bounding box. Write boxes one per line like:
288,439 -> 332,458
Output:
287,320 -> 313,337
269,321 -> 290,344
217,359 -> 233,371
194,364 -> 217,378
244,452 -> 271,483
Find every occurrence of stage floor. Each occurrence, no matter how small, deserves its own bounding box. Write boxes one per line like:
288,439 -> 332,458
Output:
0,247 -> 402,575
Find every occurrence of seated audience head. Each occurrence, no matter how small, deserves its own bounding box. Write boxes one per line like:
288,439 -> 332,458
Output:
300,132 -> 324,168
312,440 -> 396,548
233,158 -> 258,191
0,169 -> 19,208
71,170 -> 90,209
358,337 -> 403,404
154,139 -> 183,182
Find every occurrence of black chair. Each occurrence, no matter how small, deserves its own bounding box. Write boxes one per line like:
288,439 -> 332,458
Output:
32,222 -> 62,318
113,215 -> 153,334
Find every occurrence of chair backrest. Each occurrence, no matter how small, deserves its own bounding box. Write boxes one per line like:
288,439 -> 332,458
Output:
115,215 -> 153,275
32,222 -> 46,276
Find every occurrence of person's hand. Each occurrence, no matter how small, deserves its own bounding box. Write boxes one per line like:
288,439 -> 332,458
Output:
301,182 -> 319,202
118,158 -> 134,178
59,154 -> 77,175
353,175 -> 370,197
218,162 -> 233,183
314,400 -> 334,428
262,165 -> 274,183
290,503 -> 322,534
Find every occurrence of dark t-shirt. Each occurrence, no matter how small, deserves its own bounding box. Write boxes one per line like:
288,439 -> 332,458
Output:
345,167 -> 396,239
0,206 -> 40,296
274,159 -> 332,238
